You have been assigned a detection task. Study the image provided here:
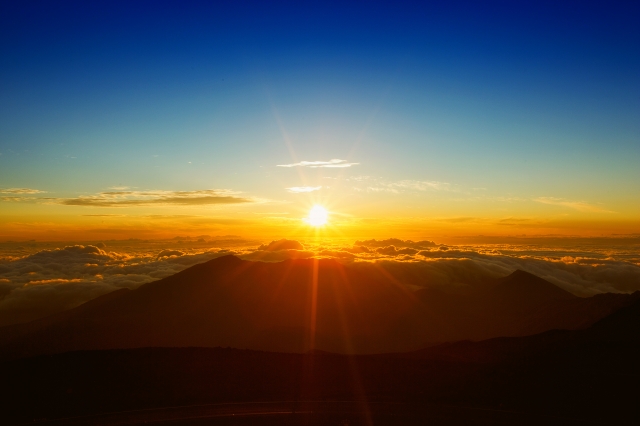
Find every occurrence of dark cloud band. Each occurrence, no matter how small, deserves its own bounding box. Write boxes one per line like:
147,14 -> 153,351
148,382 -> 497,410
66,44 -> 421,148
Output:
60,190 -> 252,207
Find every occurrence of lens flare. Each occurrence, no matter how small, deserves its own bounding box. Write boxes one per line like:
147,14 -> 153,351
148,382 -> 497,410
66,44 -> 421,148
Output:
307,205 -> 328,226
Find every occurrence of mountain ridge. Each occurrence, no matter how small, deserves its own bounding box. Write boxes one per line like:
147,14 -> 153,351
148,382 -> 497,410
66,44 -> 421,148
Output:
0,256 -> 637,360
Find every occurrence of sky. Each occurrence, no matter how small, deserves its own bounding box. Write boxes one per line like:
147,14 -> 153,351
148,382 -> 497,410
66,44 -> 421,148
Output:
1,0 -> 639,241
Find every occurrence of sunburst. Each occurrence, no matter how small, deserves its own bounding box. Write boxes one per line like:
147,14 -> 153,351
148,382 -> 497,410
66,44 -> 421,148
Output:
306,205 -> 328,226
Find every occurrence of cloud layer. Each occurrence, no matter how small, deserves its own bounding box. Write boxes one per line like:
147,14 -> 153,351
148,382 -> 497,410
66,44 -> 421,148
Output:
0,244 -> 234,326
1,237 -> 639,328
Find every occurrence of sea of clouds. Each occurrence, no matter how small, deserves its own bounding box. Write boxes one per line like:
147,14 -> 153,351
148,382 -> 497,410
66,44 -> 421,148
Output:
1,237 -> 639,327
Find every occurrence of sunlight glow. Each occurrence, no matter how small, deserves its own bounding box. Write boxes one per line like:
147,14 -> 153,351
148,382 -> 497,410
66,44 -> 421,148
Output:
307,205 -> 328,227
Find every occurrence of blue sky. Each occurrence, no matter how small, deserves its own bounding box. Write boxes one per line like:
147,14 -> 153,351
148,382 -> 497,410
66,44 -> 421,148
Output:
1,1 -> 638,239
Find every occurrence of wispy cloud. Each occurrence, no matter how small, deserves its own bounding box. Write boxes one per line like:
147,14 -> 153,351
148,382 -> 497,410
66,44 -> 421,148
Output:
286,186 -> 322,193
388,180 -> 452,191
277,159 -> 359,168
0,188 -> 45,194
437,216 -> 478,223
351,177 -> 454,193
61,189 -> 252,207
0,196 -> 56,202
534,197 -> 611,213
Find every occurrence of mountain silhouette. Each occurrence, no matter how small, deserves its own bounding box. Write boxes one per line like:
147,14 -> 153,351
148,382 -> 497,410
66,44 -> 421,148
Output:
487,269 -> 575,304
3,299 -> 640,425
584,296 -> 640,342
0,256 -> 637,360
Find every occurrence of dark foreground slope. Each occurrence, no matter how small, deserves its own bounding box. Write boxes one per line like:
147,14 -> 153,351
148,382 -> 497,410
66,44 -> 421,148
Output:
2,299 -> 640,425
0,255 -> 638,359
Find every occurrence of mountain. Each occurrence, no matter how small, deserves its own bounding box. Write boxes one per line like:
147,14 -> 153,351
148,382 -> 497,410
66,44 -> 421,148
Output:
486,269 -> 575,306
0,255 -> 637,360
3,300 -> 640,425
412,269 -> 638,341
585,296 -> 640,342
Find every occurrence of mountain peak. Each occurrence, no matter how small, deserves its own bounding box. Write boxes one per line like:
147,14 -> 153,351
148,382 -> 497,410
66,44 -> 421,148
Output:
506,269 -> 537,279
491,269 -> 576,302
206,253 -> 243,263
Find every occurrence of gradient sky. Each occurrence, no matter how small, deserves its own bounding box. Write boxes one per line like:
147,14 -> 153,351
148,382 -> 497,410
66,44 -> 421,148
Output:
1,1 -> 638,241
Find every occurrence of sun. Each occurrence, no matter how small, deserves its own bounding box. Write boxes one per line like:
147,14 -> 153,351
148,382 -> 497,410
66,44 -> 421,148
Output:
306,205 -> 328,227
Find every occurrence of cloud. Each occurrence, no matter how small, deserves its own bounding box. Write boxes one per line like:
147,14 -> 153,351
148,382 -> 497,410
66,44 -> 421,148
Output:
286,186 -> 322,193
60,189 -> 252,207
2,238 -> 640,329
27,278 -> 84,285
243,240 -> 640,297
534,197 -> 611,213
411,248 -> 640,296
1,197 -> 30,202
437,217 -> 477,223
349,177 -> 454,193
376,246 -> 419,256
355,238 -> 437,249
388,180 -> 451,191
277,159 -> 359,168
0,188 -> 45,194
157,250 -> 184,259
316,249 -> 357,259
258,239 -> 305,251
0,244 -> 236,326
1,197 -> 57,203
344,245 -> 371,254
